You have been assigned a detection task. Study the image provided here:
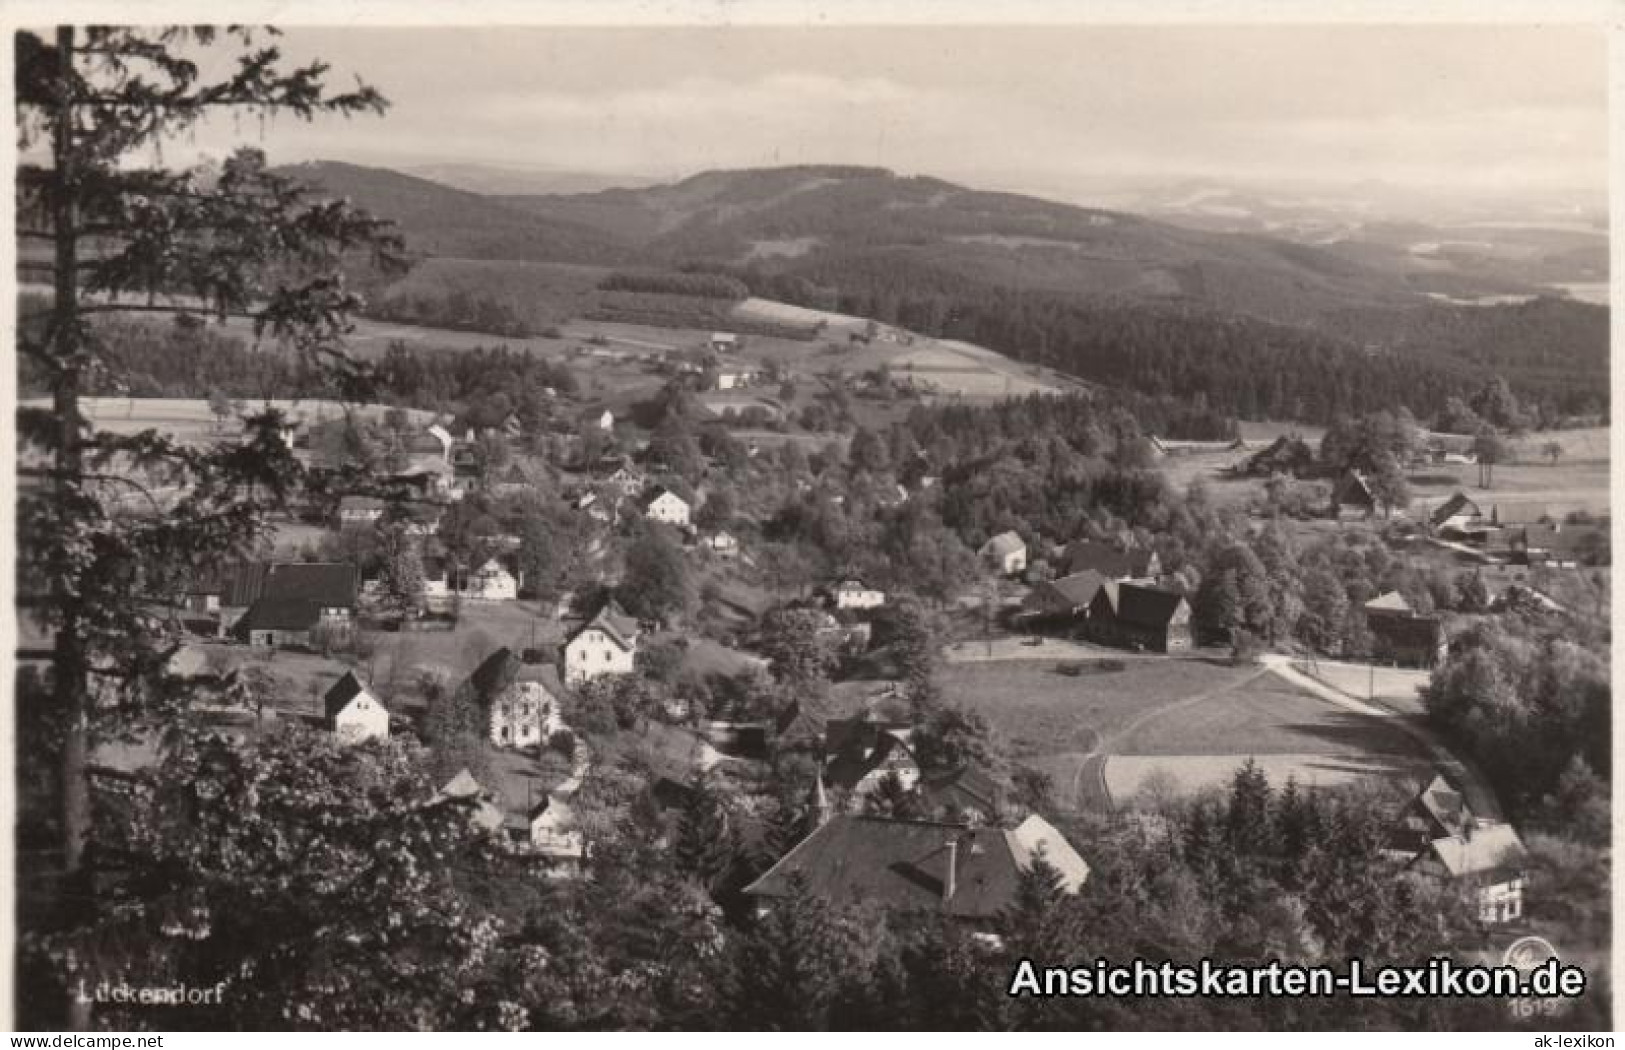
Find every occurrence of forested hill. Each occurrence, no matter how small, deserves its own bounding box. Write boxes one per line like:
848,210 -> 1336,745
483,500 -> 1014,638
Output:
284,161 -> 1610,421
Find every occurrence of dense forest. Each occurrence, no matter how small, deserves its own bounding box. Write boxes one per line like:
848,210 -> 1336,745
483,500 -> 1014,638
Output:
691,255 -> 1606,425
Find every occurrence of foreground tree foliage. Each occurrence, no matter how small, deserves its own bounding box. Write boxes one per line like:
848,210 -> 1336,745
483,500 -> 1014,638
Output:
34,725 -> 526,1030
17,25 -> 401,1025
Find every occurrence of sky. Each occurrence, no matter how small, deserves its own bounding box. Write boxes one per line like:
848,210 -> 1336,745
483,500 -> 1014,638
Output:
163,23 -> 1608,208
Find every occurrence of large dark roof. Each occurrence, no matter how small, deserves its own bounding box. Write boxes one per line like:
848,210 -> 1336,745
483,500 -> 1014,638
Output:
467,647 -> 522,701
209,561 -> 358,608
1430,492 -> 1481,528
919,764 -> 1003,816
825,731 -> 914,792
744,815 -> 1080,920
1040,570 -> 1107,610
237,598 -> 323,632
1111,583 -> 1187,628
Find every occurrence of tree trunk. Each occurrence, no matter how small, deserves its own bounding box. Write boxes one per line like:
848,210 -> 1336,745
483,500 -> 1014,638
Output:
50,27 -> 95,1030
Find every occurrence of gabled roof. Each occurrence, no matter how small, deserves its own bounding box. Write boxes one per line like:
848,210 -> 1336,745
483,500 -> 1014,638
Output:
919,764 -> 1003,816
468,647 -> 522,700
206,561 -> 358,608
1414,774 -> 1470,835
1430,492 -> 1482,527
743,815 -> 1087,919
1422,823 -> 1527,880
1334,470 -> 1375,505
1064,541 -> 1155,579
567,600 -> 641,651
642,485 -> 688,510
323,671 -> 380,721
1111,583 -> 1187,628
980,531 -> 1026,558
825,730 -> 915,792
441,769 -> 487,799
1027,570 -> 1107,613
1365,591 -> 1413,614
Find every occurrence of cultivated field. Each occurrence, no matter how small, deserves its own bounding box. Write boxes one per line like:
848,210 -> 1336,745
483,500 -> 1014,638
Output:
21,396 -> 435,445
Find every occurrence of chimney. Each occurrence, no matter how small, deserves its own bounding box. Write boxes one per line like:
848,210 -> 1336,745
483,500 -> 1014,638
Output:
943,837 -> 958,903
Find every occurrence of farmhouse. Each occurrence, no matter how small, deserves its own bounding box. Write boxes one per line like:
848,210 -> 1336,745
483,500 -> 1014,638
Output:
1086,582 -> 1193,653
460,556 -> 520,602
464,647 -> 564,748
1409,821 -> 1529,925
1062,540 -> 1159,582
323,672 -> 389,744
1363,592 -> 1447,668
641,486 -> 691,527
596,457 -> 646,497
1019,569 -> 1107,624
562,601 -> 641,683
1510,523 -> 1606,568
917,763 -> 1004,824
978,531 -> 1028,576
1418,431 -> 1478,465
713,366 -> 762,391
527,794 -> 586,870
710,331 -> 739,353
226,562 -> 358,648
1331,470 -> 1376,520
826,578 -> 886,611
1240,435 -> 1316,478
743,813 -> 1088,922
1429,492 -> 1484,533
824,722 -> 920,800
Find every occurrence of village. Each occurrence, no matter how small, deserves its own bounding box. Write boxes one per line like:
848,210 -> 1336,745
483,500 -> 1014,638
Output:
52,304 -> 1608,954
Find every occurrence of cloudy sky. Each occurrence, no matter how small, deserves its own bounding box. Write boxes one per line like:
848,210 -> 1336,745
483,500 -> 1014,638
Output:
172,23 -> 1607,206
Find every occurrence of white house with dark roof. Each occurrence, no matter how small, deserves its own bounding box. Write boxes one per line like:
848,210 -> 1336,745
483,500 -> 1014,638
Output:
464,648 -> 564,748
978,531 -> 1027,575
642,486 -> 691,527
323,672 -> 389,744
562,600 -> 641,683
827,578 -> 886,610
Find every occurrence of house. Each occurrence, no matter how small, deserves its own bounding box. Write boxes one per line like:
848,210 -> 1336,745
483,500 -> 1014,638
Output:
1331,470 -> 1377,520
978,531 -> 1028,576
710,331 -> 739,353
464,647 -> 564,749
1409,822 -> 1529,925
641,486 -> 691,527
743,813 -> 1088,923
582,408 -> 614,431
527,794 -> 585,869
230,562 -> 358,648
626,718 -> 732,805
1062,541 -> 1159,582
1419,431 -> 1478,465
1086,582 -> 1193,653
337,495 -> 387,526
1511,523 -> 1606,569
1241,435 -> 1316,478
421,555 -> 453,603
490,461 -> 539,497
1364,592 -> 1447,668
1019,570 -> 1107,624
917,764 -> 1004,824
323,671 -> 389,744
714,366 -> 761,391
562,601 -> 640,683
1430,492 -> 1484,533
702,530 -> 740,557
824,722 -> 919,799
459,556 -> 520,602
438,769 -> 506,834
598,459 -> 646,497
827,579 -> 886,611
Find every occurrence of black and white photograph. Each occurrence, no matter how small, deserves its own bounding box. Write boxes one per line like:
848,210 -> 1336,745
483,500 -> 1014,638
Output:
6,1 -> 1617,1033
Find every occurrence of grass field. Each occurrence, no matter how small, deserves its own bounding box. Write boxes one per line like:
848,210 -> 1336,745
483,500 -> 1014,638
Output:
1298,659 -> 1431,717
1103,672 -> 1434,804
940,658 -> 1256,759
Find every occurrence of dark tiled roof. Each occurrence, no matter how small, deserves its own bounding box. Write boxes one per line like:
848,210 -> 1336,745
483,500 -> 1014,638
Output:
1334,471 -> 1374,506
919,764 -> 1003,815
743,816 -> 1028,920
1430,492 -> 1481,527
1044,570 -> 1107,610
468,647 -> 522,700
1112,583 -> 1187,629
323,671 -> 380,721
237,598 -> 322,632
216,562 -> 358,609
825,731 -> 914,792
